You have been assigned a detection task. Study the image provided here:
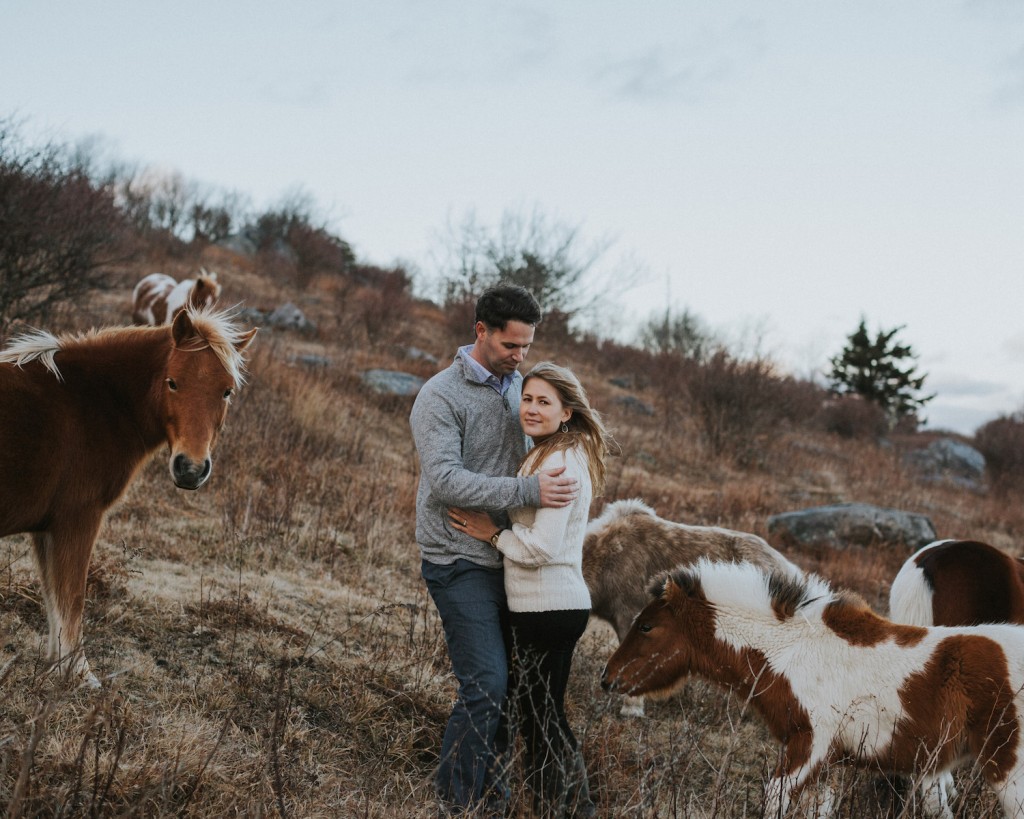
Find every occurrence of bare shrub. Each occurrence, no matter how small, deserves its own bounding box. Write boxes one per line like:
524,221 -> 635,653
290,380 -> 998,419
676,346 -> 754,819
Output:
818,393 -> 889,439
442,291 -> 477,342
249,193 -> 354,289
975,412 -> 1024,494
0,120 -> 131,330
685,351 -> 814,465
351,265 -> 414,344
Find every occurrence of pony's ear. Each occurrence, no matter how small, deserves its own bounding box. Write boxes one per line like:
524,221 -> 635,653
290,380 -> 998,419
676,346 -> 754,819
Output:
662,570 -> 703,609
234,327 -> 258,353
171,307 -> 196,347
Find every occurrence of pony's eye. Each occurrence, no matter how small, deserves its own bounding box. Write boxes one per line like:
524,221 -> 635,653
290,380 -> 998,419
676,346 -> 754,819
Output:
223,388 -> 233,400
639,623 -> 653,634
166,378 -> 177,391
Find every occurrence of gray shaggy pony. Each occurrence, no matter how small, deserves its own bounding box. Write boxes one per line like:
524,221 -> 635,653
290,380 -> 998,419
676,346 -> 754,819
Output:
582,498 -> 800,715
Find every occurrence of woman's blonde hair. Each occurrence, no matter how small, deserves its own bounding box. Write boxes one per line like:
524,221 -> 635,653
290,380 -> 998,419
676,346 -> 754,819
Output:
519,361 -> 615,494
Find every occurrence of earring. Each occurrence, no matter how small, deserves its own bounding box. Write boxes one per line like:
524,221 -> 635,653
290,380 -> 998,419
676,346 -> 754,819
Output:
561,422 -> 569,433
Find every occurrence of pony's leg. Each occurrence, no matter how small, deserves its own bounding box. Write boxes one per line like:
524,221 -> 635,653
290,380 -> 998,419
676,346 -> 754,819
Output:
31,521 -> 102,687
793,782 -> 837,819
619,694 -> 645,718
765,753 -> 826,819
995,769 -> 1024,818
763,776 -> 792,818
917,771 -> 955,819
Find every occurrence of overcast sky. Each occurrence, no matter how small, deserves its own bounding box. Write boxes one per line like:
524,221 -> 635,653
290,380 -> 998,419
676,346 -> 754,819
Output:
2,1 -> 1022,434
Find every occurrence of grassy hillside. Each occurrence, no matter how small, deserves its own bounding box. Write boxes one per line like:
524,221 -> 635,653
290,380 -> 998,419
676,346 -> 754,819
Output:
2,247 -> 1022,817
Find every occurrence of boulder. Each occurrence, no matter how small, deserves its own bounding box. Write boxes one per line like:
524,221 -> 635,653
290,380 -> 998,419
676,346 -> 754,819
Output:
396,346 -> 440,366
904,437 -> 986,491
289,354 -> 332,369
266,302 -> 316,334
362,369 -> 425,397
767,502 -> 937,551
613,395 -> 655,416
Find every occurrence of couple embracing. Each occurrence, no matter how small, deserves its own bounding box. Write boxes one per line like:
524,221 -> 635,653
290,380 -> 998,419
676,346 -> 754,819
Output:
410,284 -> 614,818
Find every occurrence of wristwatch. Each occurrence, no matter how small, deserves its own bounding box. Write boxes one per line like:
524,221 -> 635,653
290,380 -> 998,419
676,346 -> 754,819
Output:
490,529 -> 505,548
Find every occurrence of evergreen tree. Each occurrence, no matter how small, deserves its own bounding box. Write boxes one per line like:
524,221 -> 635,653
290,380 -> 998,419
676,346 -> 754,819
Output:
828,319 -> 935,425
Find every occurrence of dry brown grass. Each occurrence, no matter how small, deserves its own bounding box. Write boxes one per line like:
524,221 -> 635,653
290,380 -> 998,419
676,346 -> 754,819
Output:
2,254 -> 1021,817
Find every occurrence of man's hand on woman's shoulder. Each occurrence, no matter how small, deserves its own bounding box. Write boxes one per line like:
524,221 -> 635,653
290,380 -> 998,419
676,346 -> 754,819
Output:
538,465 -> 579,508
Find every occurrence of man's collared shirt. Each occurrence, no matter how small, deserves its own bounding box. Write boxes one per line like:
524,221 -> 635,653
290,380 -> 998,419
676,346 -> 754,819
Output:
458,344 -> 515,397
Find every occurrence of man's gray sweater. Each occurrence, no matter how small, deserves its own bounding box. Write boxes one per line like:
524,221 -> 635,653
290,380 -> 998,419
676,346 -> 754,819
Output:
410,349 -> 541,568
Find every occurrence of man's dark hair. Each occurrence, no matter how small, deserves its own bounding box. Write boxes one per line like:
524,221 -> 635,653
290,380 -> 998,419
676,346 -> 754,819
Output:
475,284 -> 542,330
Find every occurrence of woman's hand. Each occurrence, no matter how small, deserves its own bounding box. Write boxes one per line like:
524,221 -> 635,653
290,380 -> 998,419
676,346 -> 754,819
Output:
448,507 -> 499,545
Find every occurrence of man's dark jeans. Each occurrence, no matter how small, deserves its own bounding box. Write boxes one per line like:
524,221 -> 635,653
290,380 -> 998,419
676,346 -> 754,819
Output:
422,558 -> 511,812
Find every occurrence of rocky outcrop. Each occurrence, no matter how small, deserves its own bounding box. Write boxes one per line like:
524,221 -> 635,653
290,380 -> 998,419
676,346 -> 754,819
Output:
904,437 -> 986,491
361,369 -> 425,397
767,502 -> 937,551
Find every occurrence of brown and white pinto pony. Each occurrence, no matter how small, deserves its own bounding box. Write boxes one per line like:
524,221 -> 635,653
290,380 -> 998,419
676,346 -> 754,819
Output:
890,539 -> 1024,629
132,269 -> 221,326
889,539 -> 1024,814
0,306 -> 256,686
583,498 -> 801,716
602,559 -> 1024,818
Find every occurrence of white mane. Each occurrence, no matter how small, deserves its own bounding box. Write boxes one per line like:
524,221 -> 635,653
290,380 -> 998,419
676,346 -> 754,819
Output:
685,558 -> 834,626
183,304 -> 252,385
0,330 -> 63,380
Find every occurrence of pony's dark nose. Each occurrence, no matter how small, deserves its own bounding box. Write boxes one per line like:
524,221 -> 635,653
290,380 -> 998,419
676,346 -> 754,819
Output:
600,670 -> 612,691
172,454 -> 212,489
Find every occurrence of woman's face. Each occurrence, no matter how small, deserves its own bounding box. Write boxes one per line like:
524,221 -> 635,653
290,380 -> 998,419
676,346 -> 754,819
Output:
520,377 -> 571,440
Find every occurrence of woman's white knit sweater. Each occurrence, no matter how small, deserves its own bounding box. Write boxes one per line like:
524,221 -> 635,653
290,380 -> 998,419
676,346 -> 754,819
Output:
494,446 -> 593,613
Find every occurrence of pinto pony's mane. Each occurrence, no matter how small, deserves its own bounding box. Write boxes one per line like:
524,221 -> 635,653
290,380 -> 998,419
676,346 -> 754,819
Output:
652,558 -> 840,624
0,306 -> 251,385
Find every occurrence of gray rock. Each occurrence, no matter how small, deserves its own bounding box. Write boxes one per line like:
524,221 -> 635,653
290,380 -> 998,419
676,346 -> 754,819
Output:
613,395 -> 655,416
266,302 -> 316,334
396,346 -> 440,365
289,354 -> 332,369
234,307 -> 267,325
767,502 -> 937,551
362,369 -> 425,397
904,438 -> 986,490
217,232 -> 258,255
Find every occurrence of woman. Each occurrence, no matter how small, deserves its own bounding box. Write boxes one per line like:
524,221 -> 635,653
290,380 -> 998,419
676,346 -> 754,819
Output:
449,361 -> 613,818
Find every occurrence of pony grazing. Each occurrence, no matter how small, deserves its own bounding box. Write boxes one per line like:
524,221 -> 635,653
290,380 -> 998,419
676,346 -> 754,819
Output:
132,269 -> 221,326
0,306 -> 256,686
602,559 -> 1024,818
583,498 -> 800,716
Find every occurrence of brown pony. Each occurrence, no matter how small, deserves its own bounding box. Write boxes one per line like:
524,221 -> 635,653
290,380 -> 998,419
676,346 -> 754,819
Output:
0,306 -> 256,686
132,269 -> 222,326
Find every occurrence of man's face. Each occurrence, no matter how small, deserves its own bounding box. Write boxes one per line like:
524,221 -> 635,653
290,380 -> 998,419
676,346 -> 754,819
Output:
472,319 -> 535,377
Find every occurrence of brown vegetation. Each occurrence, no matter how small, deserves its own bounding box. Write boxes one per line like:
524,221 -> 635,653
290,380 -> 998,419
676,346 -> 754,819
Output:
2,238 -> 1023,817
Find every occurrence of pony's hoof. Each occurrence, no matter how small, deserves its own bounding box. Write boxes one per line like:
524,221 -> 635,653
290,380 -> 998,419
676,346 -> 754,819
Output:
79,671 -> 102,689
619,701 -> 646,718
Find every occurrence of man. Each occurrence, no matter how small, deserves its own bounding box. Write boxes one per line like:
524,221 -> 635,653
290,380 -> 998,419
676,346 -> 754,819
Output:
410,284 -> 577,816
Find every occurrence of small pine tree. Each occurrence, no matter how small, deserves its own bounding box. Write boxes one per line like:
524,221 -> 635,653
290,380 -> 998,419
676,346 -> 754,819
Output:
828,319 -> 935,426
